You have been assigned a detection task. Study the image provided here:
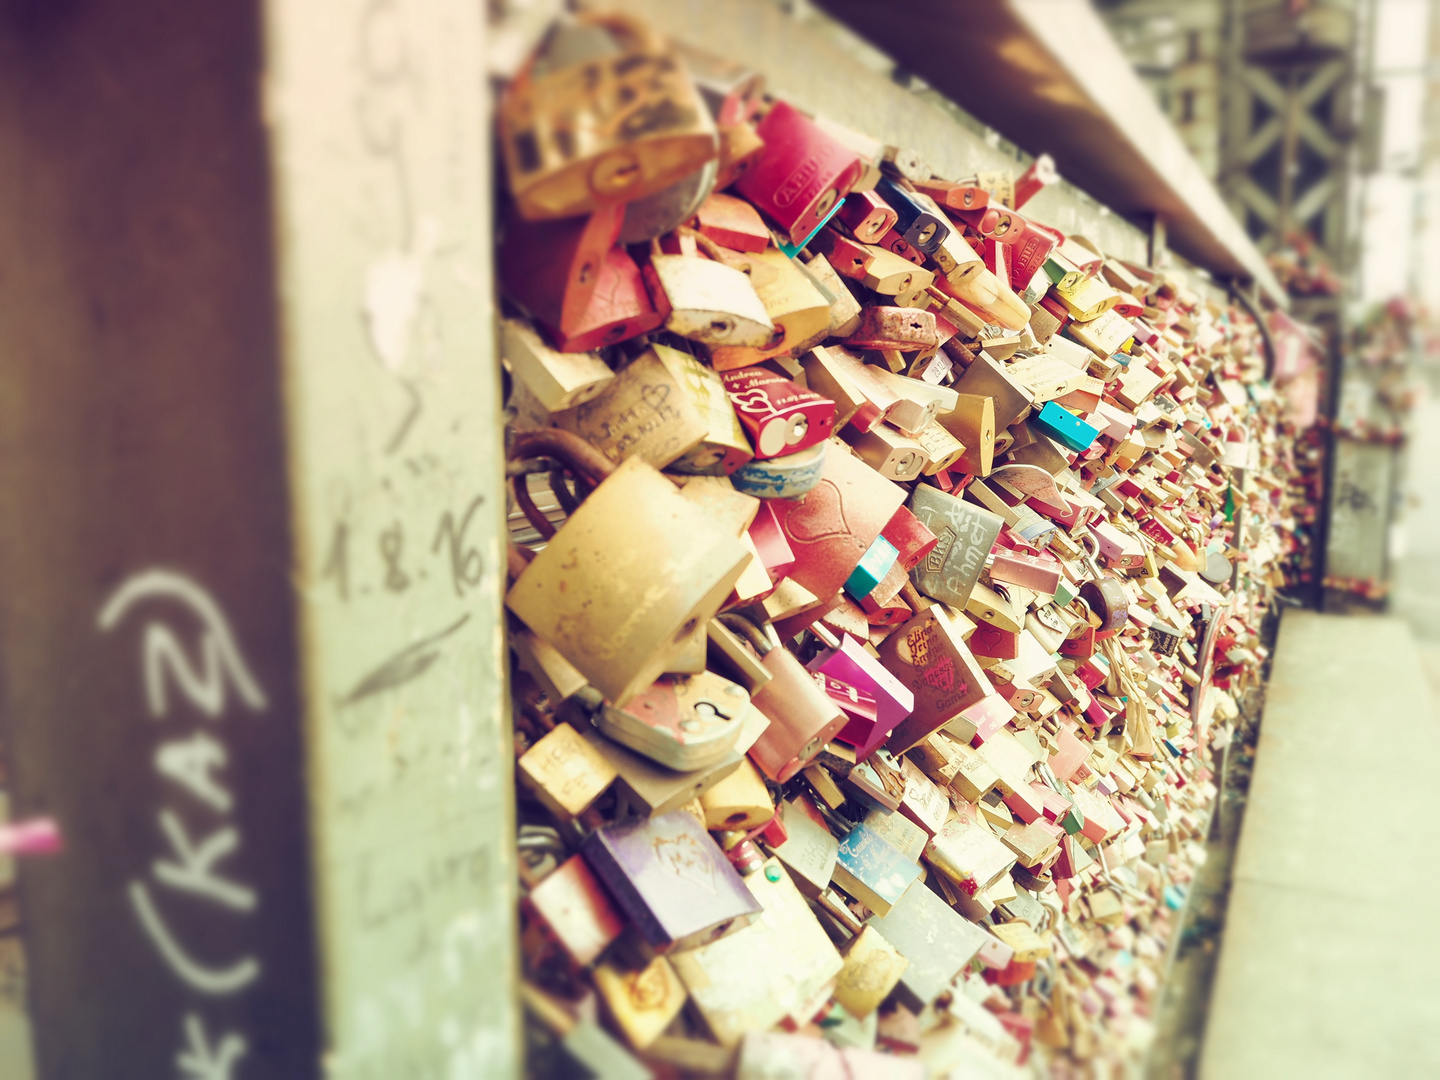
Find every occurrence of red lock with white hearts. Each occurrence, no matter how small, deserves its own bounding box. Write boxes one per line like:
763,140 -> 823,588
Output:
721,368 -> 836,460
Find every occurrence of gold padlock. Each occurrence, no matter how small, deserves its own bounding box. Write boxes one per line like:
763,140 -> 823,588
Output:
498,15 -> 718,220
501,318 -> 615,413
645,232 -> 776,348
555,346 -> 710,470
507,431 -> 750,705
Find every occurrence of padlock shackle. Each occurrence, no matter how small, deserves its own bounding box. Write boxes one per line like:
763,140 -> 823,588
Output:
508,430 -> 615,542
716,613 -> 773,656
510,429 -> 615,487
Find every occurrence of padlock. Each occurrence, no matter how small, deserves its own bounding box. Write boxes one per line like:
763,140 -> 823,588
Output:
499,201 -> 624,342
746,501 -> 797,582
1029,402 -> 1100,453
846,423 -> 931,482
880,606 -> 993,754
556,245 -> 667,352
911,178 -> 989,212
938,392 -> 995,477
579,722 -> 744,819
799,253 -> 865,339
554,345 -> 710,469
907,485 -> 1003,608
593,954 -> 688,1051
507,432 -> 751,705
1078,577 -> 1128,634
499,15 -> 719,220
843,307 -> 939,352
864,869 -> 992,1012
800,346 -> 882,432
518,722 -> 618,822
842,535 -> 900,601
952,354 -> 1035,430
1070,309 -> 1138,360
836,189 -> 900,244
597,670 -> 751,771
879,505 -> 940,572
699,757 -> 775,831
762,796 -> 836,893
524,854 -> 625,970
769,440 -> 907,601
501,318 -> 616,413
809,628 -> 914,756
1089,519 -> 1145,569
911,420 -> 967,476
694,192 -> 772,252
619,158 -> 718,243
923,814 -> 1017,898
831,822 -> 920,917
715,615 -> 847,783
678,41 -> 764,127
729,440 -> 828,500
876,228 -> 927,266
730,249 -> 832,361
1051,274 -> 1119,322
658,346 -> 756,476
721,367 -> 835,459
716,120 -> 767,190
834,926 -> 910,1020
734,101 -> 864,244
991,550 -> 1062,594
874,175 -> 949,256
1013,153 -> 1058,208
812,670 -> 878,733
812,230 -> 932,296
644,233 -> 777,348
582,810 -> 763,953
670,856 -> 844,1050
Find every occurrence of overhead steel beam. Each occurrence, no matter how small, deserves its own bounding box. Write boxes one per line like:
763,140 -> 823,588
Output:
813,0 -> 1288,306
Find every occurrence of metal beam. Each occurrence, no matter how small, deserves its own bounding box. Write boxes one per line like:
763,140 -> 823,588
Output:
813,0 -> 1287,305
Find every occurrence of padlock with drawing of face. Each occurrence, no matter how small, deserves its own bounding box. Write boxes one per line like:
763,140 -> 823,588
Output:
597,670 -> 752,772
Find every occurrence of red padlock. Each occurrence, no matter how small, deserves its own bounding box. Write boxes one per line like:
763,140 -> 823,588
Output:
721,368 -> 836,460
836,189 -> 899,245
733,101 -> 864,245
498,202 -> 624,342
550,246 -> 665,352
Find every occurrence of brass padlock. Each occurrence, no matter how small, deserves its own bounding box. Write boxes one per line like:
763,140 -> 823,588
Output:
658,345 -> 755,476
499,15 -> 719,220
555,345 -> 710,470
644,232 -> 776,348
507,431 -> 751,705
501,318 -> 616,414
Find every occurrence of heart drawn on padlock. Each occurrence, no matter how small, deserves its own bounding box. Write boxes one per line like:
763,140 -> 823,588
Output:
781,479 -> 850,544
639,381 -> 676,419
652,832 -> 718,895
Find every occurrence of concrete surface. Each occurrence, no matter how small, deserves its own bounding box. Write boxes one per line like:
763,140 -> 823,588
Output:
1199,609 -> 1440,1078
